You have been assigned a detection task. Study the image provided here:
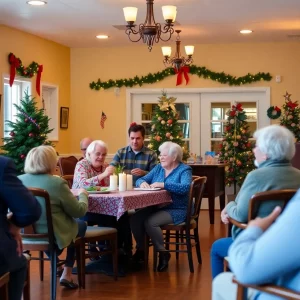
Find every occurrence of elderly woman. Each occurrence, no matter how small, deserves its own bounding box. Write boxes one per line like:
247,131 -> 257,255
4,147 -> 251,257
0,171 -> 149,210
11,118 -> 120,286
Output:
72,140 -> 114,188
211,125 -> 300,279
19,146 -> 88,289
131,141 -> 192,272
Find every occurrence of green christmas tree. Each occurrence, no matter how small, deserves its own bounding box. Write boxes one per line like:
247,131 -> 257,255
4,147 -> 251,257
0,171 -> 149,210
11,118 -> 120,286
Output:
219,103 -> 255,193
279,91 -> 300,142
149,92 -> 189,161
1,90 -> 54,173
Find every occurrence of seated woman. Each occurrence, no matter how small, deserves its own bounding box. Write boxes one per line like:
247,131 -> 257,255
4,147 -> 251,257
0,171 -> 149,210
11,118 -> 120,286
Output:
131,141 -> 192,272
211,125 -> 300,279
72,140 -> 131,256
19,145 -> 88,289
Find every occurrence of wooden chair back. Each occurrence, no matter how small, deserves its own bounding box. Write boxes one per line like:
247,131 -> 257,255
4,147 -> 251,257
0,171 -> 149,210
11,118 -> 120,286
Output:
61,174 -> 74,189
0,272 -> 9,300
22,188 -> 55,252
228,189 -> 297,230
58,156 -> 78,176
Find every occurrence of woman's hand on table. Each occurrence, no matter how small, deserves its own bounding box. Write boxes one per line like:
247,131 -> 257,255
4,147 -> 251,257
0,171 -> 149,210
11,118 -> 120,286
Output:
140,182 -> 151,189
150,182 -> 164,189
79,188 -> 88,197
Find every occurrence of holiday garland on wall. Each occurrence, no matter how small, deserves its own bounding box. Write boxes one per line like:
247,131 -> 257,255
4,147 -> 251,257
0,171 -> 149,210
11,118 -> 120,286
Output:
8,53 -> 43,96
89,65 -> 272,90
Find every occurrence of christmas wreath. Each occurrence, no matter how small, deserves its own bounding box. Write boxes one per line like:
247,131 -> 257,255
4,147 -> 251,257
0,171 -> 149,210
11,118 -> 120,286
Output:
267,106 -> 281,119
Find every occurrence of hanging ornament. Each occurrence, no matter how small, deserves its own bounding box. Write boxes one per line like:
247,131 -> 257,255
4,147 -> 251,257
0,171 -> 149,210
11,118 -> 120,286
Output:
161,120 -> 166,125
25,118 -> 28,122
20,154 -> 25,159
29,133 -> 34,137
167,119 -> 173,125
166,132 -> 171,138
9,131 -> 15,137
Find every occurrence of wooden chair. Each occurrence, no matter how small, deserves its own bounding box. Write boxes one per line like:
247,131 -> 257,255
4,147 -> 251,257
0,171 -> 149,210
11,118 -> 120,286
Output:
152,176 -> 207,273
233,277 -> 300,300
224,189 -> 297,271
61,174 -> 74,189
0,273 -> 9,300
75,226 -> 118,289
21,187 -> 78,300
58,156 -> 78,176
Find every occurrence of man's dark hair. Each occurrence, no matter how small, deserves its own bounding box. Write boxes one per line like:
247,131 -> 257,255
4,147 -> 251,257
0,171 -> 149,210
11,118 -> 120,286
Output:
128,123 -> 145,138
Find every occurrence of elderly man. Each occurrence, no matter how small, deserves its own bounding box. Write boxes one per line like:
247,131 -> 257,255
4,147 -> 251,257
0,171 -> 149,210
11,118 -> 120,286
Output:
80,137 -> 93,158
110,123 -> 158,186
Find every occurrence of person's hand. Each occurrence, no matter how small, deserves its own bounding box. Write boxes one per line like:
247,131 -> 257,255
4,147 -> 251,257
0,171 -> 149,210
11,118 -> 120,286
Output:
131,168 -> 146,176
140,182 -> 151,189
8,222 -> 23,256
7,212 -> 13,220
79,188 -> 88,196
150,182 -> 164,189
221,208 -> 230,224
248,206 -> 282,232
104,165 -> 115,177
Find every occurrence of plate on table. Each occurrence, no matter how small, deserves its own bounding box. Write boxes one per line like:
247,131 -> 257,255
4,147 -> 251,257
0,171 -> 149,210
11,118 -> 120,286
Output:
85,187 -> 111,194
87,190 -> 111,194
134,187 -> 162,191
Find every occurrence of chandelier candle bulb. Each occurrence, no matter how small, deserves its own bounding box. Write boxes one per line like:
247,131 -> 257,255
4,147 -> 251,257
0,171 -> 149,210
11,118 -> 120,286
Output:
126,174 -> 133,190
110,175 -> 118,191
119,173 -> 127,192
185,45 -> 194,56
123,7 -> 138,22
162,6 -> 177,22
162,47 -> 172,57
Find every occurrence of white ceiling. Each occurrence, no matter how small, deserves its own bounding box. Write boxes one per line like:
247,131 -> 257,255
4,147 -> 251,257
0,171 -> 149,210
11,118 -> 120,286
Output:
0,0 -> 300,48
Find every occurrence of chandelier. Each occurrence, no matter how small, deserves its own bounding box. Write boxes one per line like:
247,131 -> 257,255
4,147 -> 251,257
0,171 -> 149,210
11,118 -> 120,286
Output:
123,1 -> 177,51
162,30 -> 194,71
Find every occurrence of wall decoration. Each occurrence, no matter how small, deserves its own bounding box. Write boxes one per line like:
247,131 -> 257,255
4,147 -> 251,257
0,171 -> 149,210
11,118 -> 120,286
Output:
100,111 -> 107,129
89,65 -> 272,91
60,107 -> 69,129
267,106 -> 281,119
8,53 -> 43,96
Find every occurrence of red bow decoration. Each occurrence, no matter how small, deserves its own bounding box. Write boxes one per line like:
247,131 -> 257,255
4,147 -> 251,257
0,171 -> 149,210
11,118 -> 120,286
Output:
287,101 -> 298,110
274,106 -> 281,112
9,54 -> 20,87
175,66 -> 190,86
36,65 -> 43,96
231,103 -> 243,111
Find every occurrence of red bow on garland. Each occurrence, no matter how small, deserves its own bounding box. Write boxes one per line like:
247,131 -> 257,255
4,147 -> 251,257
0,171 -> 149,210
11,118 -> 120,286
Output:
9,54 -> 20,87
175,66 -> 190,86
287,101 -> 298,110
36,65 -> 43,96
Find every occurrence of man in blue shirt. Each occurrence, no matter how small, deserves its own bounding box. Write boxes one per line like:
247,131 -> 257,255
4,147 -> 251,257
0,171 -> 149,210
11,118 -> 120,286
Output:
212,190 -> 300,300
110,123 -> 158,186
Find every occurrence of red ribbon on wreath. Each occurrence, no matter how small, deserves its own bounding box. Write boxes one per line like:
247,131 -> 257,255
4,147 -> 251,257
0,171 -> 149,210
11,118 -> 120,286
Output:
175,66 -> 190,86
274,106 -> 281,112
36,65 -> 43,96
9,54 -> 20,87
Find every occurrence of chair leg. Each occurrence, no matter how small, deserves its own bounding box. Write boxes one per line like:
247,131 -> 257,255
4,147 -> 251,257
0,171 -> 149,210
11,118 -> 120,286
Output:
194,227 -> 202,264
50,250 -> 57,300
176,231 -> 179,260
112,236 -> 118,281
81,242 -> 86,289
39,251 -> 44,281
75,242 -> 82,288
180,230 -> 184,243
165,230 -> 170,250
23,260 -> 31,300
186,230 -> 194,273
153,248 -> 158,272
144,235 -> 150,269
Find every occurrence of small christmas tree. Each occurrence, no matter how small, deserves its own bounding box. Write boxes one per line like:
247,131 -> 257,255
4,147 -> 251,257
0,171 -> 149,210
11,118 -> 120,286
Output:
1,90 -> 54,173
279,91 -> 300,142
149,92 -> 189,160
219,103 -> 255,193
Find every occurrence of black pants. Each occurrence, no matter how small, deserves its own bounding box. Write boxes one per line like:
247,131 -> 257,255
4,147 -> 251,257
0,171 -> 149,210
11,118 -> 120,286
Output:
82,212 -> 132,254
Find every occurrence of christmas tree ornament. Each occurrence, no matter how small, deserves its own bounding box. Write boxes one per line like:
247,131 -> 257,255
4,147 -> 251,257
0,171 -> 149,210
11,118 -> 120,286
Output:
25,118 -> 28,122
166,132 -> 171,138
9,131 -> 15,137
161,120 -> 166,125
20,154 -> 25,159
29,133 -> 34,137
167,119 -> 173,124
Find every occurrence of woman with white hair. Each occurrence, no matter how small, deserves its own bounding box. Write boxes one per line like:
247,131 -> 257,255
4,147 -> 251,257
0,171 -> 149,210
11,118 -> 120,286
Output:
130,141 -> 192,272
72,140 -> 114,188
210,125 -> 300,279
19,145 -> 88,289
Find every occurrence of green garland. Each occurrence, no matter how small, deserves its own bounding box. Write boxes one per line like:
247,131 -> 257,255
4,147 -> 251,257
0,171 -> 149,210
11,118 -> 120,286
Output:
8,53 -> 39,78
89,65 -> 272,90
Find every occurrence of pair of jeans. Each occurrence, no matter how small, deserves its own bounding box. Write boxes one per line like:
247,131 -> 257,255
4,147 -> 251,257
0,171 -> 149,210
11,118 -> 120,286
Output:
210,237 -> 233,278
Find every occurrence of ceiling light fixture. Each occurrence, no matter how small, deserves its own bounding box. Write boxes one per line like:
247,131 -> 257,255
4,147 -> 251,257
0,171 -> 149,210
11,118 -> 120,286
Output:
240,29 -> 253,34
26,1 -> 47,5
123,0 -> 177,51
162,30 -> 194,72
96,35 -> 109,39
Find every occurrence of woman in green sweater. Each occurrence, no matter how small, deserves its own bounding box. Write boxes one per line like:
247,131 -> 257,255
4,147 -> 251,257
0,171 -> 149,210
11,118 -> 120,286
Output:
19,145 -> 88,289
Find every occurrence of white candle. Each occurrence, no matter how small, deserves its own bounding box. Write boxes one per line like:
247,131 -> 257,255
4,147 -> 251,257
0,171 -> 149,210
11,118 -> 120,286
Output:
126,174 -> 133,190
109,175 -> 117,191
119,173 -> 127,192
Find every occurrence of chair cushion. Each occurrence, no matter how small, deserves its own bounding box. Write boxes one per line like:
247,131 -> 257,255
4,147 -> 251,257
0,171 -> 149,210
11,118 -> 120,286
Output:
84,226 -> 117,238
22,238 -> 49,245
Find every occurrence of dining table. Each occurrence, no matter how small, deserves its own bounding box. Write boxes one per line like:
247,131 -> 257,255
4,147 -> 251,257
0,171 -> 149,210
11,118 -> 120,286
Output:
71,189 -> 172,220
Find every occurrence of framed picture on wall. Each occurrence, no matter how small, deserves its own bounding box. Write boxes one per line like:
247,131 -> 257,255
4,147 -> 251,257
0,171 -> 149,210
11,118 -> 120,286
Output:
60,107 -> 69,129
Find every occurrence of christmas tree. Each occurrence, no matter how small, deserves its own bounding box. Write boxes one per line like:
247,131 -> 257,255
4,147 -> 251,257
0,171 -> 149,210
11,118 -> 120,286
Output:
1,90 -> 54,173
279,91 -> 300,142
219,103 -> 255,193
149,92 -> 189,160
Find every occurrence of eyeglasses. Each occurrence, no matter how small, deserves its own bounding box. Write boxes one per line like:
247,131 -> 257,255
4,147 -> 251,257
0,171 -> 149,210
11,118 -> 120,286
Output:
81,148 -> 87,151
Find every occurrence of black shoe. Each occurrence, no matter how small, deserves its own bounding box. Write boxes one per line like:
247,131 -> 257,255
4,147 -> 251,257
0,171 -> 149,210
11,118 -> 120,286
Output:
132,250 -> 145,263
157,252 -> 171,272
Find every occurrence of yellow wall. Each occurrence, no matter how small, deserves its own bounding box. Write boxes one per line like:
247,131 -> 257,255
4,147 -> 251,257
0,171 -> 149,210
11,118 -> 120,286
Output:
70,42 -> 300,154
0,25 -> 70,154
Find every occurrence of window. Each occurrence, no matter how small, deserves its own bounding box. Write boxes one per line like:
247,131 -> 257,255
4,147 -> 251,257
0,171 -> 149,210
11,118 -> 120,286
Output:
3,77 -> 31,137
